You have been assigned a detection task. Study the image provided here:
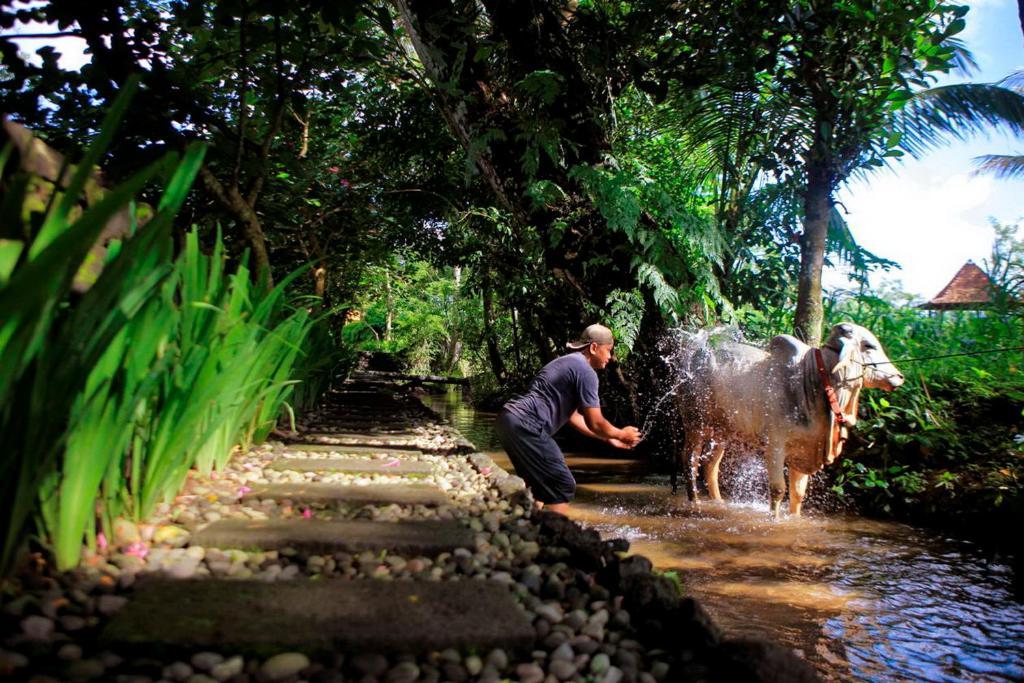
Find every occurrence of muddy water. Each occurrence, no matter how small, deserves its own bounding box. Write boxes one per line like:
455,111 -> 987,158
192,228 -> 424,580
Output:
426,389 -> 1024,682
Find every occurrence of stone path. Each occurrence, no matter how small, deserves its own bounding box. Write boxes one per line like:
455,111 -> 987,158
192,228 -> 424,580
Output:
2,380 -> 819,682
242,482 -> 450,506
266,457 -> 434,475
102,579 -> 535,656
191,518 -> 476,554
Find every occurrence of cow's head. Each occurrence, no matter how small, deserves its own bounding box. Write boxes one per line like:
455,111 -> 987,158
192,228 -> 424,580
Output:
826,323 -> 904,391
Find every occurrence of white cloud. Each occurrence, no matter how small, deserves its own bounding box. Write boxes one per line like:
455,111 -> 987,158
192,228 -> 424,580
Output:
830,171 -> 998,299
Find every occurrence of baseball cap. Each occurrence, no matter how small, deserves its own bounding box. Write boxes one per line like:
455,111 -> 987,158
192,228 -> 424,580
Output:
566,323 -> 615,350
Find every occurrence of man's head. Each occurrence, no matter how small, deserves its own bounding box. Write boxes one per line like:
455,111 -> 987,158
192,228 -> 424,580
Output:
567,324 -> 615,369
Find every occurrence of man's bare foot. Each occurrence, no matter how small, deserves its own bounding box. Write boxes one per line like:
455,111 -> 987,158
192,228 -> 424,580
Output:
545,502 -> 569,515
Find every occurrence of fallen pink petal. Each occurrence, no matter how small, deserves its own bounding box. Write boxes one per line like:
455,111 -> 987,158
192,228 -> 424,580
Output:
124,542 -> 149,559
382,459 -> 400,467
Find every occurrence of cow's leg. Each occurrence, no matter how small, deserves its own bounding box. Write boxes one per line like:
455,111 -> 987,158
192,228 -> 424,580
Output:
789,469 -> 810,516
766,442 -> 787,520
704,441 -> 726,501
679,431 -> 704,502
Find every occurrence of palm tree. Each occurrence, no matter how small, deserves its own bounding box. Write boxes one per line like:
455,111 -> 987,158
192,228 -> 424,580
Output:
899,71 -> 1024,179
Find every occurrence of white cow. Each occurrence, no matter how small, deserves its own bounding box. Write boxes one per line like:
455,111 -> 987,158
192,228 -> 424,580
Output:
675,323 -> 904,518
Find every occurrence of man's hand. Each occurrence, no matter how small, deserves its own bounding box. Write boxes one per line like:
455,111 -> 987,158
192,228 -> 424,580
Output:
607,437 -> 637,450
616,426 -> 642,447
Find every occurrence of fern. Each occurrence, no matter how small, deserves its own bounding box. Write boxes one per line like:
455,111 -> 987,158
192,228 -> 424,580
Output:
605,288 -> 645,355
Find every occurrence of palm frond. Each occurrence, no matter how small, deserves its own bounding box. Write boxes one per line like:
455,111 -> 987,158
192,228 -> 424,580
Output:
998,69 -> 1024,94
898,82 -> 1024,157
973,154 -> 1024,180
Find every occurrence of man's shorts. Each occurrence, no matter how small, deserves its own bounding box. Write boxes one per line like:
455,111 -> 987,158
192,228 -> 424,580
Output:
495,409 -> 575,505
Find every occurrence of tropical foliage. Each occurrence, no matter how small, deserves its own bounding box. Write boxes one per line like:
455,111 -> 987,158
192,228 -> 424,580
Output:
0,0 -> 1021,570
0,91 -> 337,574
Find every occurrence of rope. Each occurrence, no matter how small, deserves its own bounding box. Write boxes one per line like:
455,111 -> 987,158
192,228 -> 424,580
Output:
862,345 -> 1024,366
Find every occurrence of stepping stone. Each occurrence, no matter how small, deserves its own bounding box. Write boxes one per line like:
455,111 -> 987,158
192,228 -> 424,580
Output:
281,443 -> 425,456
243,482 -> 449,506
290,435 -> 426,451
102,579 -> 535,656
191,518 -> 474,555
267,457 -> 432,475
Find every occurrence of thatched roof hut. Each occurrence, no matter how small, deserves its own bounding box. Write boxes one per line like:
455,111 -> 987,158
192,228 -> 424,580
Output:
919,261 -> 993,311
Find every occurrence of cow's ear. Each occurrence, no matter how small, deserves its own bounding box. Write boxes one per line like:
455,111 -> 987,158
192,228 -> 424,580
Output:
835,322 -> 855,337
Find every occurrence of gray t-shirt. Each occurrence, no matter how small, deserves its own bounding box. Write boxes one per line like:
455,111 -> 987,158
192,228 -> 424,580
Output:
504,352 -> 600,435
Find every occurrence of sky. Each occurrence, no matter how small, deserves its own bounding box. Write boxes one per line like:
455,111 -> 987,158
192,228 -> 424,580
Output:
8,1 -> 1024,301
830,0 -> 1024,300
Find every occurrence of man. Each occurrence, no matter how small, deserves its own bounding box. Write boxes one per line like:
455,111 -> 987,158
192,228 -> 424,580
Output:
496,324 -> 643,515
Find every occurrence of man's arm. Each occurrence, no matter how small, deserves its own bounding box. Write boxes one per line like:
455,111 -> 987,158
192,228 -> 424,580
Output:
569,408 -> 642,447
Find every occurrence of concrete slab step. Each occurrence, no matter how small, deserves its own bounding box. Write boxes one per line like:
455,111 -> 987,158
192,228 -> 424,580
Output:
243,482 -> 449,507
191,518 -> 474,555
279,443 -> 426,457
102,578 -> 534,657
287,435 -> 427,451
267,457 -> 433,476
303,428 -> 422,437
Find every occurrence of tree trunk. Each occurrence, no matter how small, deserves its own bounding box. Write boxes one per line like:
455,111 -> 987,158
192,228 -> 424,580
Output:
794,147 -> 833,346
199,166 -> 274,288
481,274 -> 508,381
384,268 -> 393,343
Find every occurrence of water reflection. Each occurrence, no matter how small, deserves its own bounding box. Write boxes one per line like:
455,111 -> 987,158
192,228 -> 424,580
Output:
425,388 -> 1024,682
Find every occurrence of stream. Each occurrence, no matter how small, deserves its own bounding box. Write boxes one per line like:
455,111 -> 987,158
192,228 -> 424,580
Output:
425,387 -> 1024,682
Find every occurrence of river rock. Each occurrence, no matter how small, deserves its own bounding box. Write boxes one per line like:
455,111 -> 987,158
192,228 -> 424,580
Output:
162,661 -> 193,681
0,649 -> 28,669
210,655 -> 244,681
600,666 -> 624,683
260,652 -> 309,680
154,524 -> 191,546
551,642 -> 574,662
465,654 -> 483,676
113,518 -> 142,546
590,653 -> 611,675
190,652 -> 224,671
515,662 -> 545,683
65,658 -> 105,680
550,659 -> 577,680
21,615 -> 54,641
385,661 -> 420,683
97,594 -> 129,615
57,643 -> 83,660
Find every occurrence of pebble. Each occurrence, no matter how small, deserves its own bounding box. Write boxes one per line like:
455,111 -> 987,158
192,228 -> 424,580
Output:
163,662 -> 193,681
209,655 -> 244,680
190,652 -> 224,671
465,654 -> 483,676
515,662 -> 545,683
385,661 -> 420,683
591,653 -> 612,674
485,648 -> 508,670
65,658 -> 105,680
651,660 -> 670,681
260,652 -> 309,680
550,659 -> 577,680
600,666 -> 625,683
184,675 -> 217,683
21,615 -> 54,641
0,649 -> 28,669
97,594 -> 129,615
551,642 -> 574,662
57,643 -> 83,660
535,602 -> 563,623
